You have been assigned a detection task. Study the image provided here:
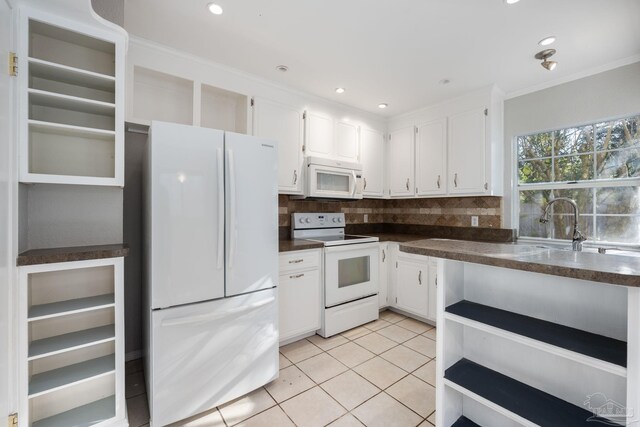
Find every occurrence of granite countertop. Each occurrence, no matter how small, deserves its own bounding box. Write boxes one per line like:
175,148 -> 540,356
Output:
17,244 -> 130,266
279,239 -> 324,252
399,240 -> 640,287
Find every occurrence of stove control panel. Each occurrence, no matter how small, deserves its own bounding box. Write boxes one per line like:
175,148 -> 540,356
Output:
292,213 -> 345,230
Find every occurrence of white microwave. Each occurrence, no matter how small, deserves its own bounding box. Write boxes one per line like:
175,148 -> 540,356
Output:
301,157 -> 364,200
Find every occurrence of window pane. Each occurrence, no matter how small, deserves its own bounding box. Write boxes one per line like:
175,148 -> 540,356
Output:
595,216 -> 640,244
595,116 -> 640,151
596,148 -> 640,179
518,132 -> 553,160
518,159 -> 552,184
554,126 -> 593,156
596,186 -> 640,215
554,154 -> 594,182
519,190 -> 551,238
551,214 -> 593,241
553,188 -> 593,214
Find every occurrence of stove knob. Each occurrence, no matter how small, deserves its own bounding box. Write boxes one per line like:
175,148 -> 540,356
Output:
332,218 -> 338,223
304,218 -> 311,224
338,217 -> 343,223
299,217 -> 307,224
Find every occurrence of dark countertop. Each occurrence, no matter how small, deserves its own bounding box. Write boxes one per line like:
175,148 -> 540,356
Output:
368,233 -> 431,243
17,244 -> 130,266
399,240 -> 640,287
279,239 -> 324,253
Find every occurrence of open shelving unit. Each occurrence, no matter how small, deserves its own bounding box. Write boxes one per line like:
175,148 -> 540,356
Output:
19,257 -> 125,427
19,15 -> 124,186
436,260 -> 634,427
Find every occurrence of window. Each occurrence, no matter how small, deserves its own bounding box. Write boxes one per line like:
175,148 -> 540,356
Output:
517,114 -> 640,245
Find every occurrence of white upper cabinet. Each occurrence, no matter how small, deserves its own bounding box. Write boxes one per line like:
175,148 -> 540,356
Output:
304,111 -> 360,163
415,119 -> 447,196
18,9 -> 126,186
253,98 -> 304,194
335,120 -> 359,162
448,108 -> 486,195
304,111 -> 334,158
360,128 -> 385,197
388,126 -> 415,197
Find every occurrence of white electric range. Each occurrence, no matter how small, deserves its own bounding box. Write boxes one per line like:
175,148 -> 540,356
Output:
292,213 -> 380,337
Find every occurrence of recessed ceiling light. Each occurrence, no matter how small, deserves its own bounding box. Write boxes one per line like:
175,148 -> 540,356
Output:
335,87 -> 345,94
439,79 -> 451,85
378,103 -> 388,109
275,65 -> 289,72
538,36 -> 556,46
505,0 -> 520,4
207,3 -> 223,15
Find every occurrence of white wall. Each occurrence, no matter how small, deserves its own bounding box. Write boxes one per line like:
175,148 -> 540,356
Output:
0,0 -> 14,417
503,62 -> 640,228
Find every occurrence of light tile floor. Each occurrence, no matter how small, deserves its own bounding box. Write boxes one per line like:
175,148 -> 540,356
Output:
126,309 -> 437,427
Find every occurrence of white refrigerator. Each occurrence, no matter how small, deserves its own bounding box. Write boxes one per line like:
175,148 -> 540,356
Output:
143,121 -> 279,427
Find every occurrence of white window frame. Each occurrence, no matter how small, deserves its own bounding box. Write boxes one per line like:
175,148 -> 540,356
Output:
513,114 -> 640,249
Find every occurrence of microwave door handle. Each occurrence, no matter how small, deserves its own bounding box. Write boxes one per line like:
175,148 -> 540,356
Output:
351,170 -> 357,197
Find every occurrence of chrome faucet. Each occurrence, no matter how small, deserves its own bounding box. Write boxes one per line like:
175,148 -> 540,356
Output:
539,197 -> 587,251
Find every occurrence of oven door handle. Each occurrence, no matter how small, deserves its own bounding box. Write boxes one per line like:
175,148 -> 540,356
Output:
324,242 -> 380,253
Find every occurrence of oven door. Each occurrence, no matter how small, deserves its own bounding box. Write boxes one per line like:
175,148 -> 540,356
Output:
325,242 -> 379,307
307,164 -> 362,199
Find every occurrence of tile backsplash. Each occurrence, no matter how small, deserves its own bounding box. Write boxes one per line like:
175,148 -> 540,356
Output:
279,195 -> 502,228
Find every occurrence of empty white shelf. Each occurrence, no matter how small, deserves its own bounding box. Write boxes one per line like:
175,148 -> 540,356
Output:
28,57 -> 115,92
32,395 -> 115,427
29,120 -> 116,140
29,354 -> 115,397
29,89 -> 116,116
29,325 -> 115,360
29,294 -> 115,322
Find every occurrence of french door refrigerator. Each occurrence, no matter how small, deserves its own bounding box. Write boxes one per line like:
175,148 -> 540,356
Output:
143,121 -> 278,427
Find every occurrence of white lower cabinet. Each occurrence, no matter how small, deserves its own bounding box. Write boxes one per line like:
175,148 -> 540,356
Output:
395,254 -> 429,318
378,242 -> 389,308
278,249 -> 322,343
388,244 -> 436,322
19,257 -> 127,427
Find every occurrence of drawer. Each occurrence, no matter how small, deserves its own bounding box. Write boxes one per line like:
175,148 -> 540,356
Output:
279,249 -> 321,273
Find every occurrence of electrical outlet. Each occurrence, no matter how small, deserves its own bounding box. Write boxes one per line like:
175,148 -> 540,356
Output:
364,214 -> 368,223
471,216 -> 479,227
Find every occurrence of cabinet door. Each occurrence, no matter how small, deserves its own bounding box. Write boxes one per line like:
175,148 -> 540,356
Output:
304,111 -> 334,158
427,259 -> 438,322
253,98 -> 303,194
448,108 -> 486,194
335,120 -> 359,162
388,127 -> 415,197
387,243 -> 399,307
395,258 -> 429,317
416,119 -> 447,196
360,128 -> 385,197
278,269 -> 321,342
378,243 -> 389,308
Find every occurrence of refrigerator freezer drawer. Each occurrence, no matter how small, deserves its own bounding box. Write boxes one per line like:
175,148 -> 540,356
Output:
148,288 -> 278,427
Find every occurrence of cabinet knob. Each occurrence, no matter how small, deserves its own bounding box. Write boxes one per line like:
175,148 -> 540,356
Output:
437,175 -> 441,189
406,178 -> 410,191
418,270 -> 422,285
289,259 -> 304,264
382,250 -> 386,262
454,173 -> 458,188
364,177 -> 367,190
293,169 -> 298,184
289,273 -> 304,279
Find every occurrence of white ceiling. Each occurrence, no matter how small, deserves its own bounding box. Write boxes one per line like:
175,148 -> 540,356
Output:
124,0 -> 640,117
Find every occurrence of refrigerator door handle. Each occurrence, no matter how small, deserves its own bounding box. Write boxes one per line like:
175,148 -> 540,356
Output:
160,296 -> 276,327
227,148 -> 237,269
217,148 -> 224,270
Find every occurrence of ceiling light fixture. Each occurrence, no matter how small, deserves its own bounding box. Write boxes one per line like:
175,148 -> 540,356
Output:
378,103 -> 388,109
207,3 -> 223,15
535,49 -> 557,71
505,0 -> 521,4
275,65 -> 289,72
335,87 -> 345,94
538,36 -> 556,46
